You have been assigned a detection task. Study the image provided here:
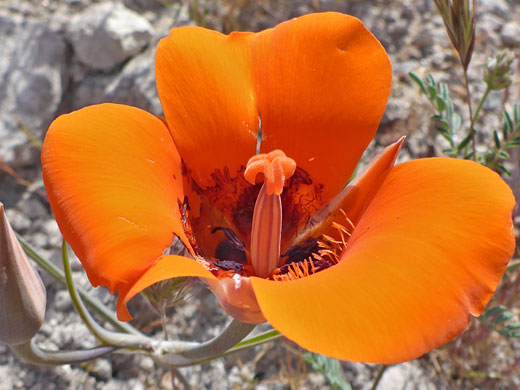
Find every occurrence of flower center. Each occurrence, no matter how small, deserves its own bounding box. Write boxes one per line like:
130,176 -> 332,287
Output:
244,150 -> 296,277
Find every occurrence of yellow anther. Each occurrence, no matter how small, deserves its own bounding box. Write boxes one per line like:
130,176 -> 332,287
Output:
244,150 -> 296,195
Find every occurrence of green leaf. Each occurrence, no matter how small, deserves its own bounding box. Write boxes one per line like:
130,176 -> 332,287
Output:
451,112 -> 462,133
458,132 -> 473,151
435,96 -> 446,112
499,150 -> 510,159
506,261 -> 520,272
493,311 -> 514,325
483,306 -> 506,317
428,85 -> 437,101
502,120 -> 510,140
496,164 -> 511,176
426,73 -> 436,89
409,72 -> 428,95
493,130 -> 501,149
506,140 -> 520,147
304,352 -> 352,390
503,322 -> 520,332
504,111 -> 514,133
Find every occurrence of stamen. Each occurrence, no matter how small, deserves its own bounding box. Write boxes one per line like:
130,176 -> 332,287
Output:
271,209 -> 357,282
316,210 -> 355,265
245,149 -> 296,278
271,258 -> 331,282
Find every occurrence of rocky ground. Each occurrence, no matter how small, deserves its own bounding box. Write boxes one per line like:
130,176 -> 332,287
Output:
0,0 -> 519,389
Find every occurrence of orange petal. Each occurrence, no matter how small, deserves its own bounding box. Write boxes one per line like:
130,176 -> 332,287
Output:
292,137 -> 404,247
117,255 -> 265,323
253,13 -> 392,204
155,14 -> 391,252
155,26 -> 258,189
117,255 -> 217,321
42,104 -> 191,294
251,158 -> 515,363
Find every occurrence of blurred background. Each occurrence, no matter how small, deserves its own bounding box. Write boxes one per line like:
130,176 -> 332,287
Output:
0,0 -> 519,389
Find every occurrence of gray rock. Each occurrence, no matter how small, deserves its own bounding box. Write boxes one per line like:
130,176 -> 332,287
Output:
480,0 -> 511,18
477,13 -> 504,45
0,366 -> 13,390
71,45 -> 161,114
412,26 -> 437,55
377,362 -> 437,390
501,22 -> 520,47
66,2 -> 153,71
5,208 -> 31,232
17,197 -> 47,220
91,358 -> 113,381
0,13 -> 66,164
53,289 -> 73,312
42,219 -> 62,248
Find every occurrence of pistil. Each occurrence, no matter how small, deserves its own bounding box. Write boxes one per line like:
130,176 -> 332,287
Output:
244,150 -> 296,278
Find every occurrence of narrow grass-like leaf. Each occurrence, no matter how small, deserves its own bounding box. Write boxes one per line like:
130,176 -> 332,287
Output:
409,72 -> 428,95
483,306 -> 506,318
493,130 -> 501,149
458,132 -> 473,151
493,312 -> 514,325
304,352 -> 351,390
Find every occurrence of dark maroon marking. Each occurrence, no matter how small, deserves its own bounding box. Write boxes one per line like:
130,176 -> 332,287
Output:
177,196 -> 202,256
214,240 -> 248,264
185,163 -> 324,257
213,259 -> 244,273
279,258 -> 334,275
212,227 -> 246,251
180,159 -> 188,176
280,167 -> 324,240
207,165 -> 260,238
283,237 -> 320,263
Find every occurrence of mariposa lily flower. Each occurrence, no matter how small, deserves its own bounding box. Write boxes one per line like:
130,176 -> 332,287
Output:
41,12 -> 515,364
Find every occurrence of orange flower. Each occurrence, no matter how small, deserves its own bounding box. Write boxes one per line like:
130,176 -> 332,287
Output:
41,13 -> 515,364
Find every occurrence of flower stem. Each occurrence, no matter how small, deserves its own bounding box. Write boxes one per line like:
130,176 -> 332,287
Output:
9,339 -> 116,366
160,319 -> 256,366
181,319 -> 255,360
61,240 -> 182,351
182,329 -> 283,366
19,235 -> 143,336
370,364 -> 389,390
471,86 -> 491,127
463,68 -> 477,161
170,367 -> 191,390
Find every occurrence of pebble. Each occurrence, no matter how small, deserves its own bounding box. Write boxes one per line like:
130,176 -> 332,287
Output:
0,13 -> 66,164
53,289 -> 73,312
91,358 -> 113,381
66,2 -> 154,71
481,0 -> 511,18
5,208 -> 31,232
0,366 -> 13,390
377,361 -> 436,390
71,46 -> 160,114
501,22 -> 520,47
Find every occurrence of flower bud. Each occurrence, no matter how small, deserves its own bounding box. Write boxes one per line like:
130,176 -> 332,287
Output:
434,0 -> 476,70
484,51 -> 516,91
0,203 -> 46,345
